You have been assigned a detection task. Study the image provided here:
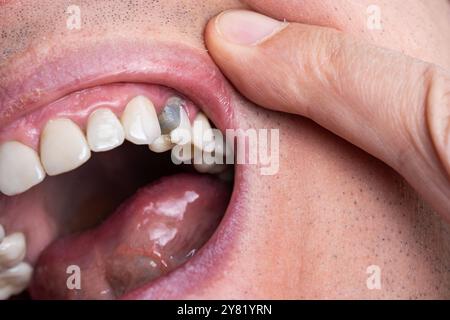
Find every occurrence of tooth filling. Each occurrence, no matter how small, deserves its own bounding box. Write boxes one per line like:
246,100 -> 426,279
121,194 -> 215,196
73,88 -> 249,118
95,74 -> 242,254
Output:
158,103 -> 181,134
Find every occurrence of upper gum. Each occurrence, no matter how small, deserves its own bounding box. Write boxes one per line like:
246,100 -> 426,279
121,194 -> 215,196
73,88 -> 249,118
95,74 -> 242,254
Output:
0,83 -> 199,151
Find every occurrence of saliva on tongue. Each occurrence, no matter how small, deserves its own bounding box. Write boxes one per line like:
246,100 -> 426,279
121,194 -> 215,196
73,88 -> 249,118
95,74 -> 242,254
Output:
29,173 -> 231,299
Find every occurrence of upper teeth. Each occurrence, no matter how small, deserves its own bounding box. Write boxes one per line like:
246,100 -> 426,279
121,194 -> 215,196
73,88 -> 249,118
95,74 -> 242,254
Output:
87,108 -> 125,152
0,224 -> 33,300
0,95 -> 230,196
0,141 -> 46,196
121,95 -> 161,145
40,118 -> 91,176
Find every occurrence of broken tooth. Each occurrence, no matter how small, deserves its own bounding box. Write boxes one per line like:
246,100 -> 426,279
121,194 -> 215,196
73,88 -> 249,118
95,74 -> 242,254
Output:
192,112 -> 214,152
0,141 -> 45,196
0,233 -> 26,270
40,118 -> 91,176
121,95 -> 161,145
87,108 -> 125,152
149,134 -> 174,153
0,262 -> 33,300
170,107 -> 192,145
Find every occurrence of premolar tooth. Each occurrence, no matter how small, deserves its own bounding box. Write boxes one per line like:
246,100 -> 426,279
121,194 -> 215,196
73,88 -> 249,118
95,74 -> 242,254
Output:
87,108 -> 125,152
170,107 -> 191,145
0,141 -> 46,196
121,96 -> 161,145
149,135 -> 174,153
192,112 -> 214,152
40,118 -> 91,176
0,233 -> 26,270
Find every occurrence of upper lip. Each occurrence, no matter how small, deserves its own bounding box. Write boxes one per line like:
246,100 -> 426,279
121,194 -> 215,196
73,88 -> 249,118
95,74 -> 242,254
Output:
0,38 -> 234,132
0,37 -> 247,299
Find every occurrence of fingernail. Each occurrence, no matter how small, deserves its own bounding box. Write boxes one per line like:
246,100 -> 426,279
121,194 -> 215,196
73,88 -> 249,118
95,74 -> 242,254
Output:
216,10 -> 286,46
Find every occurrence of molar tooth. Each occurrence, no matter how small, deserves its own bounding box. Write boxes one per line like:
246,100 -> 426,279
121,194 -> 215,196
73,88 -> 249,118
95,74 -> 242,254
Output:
170,107 -> 192,145
0,262 -> 33,300
149,134 -> 174,153
40,118 -> 91,176
0,141 -> 46,196
87,108 -> 125,152
0,233 -> 26,270
121,96 -> 161,145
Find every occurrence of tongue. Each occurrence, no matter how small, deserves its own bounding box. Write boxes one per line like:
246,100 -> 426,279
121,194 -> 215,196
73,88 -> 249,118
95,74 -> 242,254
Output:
28,173 -> 230,299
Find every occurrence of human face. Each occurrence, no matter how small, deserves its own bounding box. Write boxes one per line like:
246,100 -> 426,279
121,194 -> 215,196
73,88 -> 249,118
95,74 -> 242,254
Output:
1,0 -> 450,299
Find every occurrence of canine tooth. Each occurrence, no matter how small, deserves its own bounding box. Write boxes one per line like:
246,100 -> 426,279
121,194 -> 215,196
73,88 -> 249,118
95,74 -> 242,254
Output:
149,135 -> 174,153
0,225 -> 4,242
0,233 -> 26,269
192,112 -> 214,152
170,107 -> 191,145
0,141 -> 46,196
40,118 -> 91,176
121,96 -> 161,145
0,262 -> 33,300
87,108 -> 125,152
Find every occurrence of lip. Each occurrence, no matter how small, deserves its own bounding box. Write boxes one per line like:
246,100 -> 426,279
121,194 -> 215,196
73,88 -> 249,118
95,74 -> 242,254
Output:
0,39 -> 233,132
0,38 -> 250,299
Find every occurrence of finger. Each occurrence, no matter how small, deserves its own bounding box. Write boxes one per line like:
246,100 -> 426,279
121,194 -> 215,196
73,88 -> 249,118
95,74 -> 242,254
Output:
204,10 -> 450,219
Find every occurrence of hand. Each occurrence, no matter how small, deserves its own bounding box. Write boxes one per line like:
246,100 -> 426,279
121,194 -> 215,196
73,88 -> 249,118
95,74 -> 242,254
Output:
204,7 -> 450,220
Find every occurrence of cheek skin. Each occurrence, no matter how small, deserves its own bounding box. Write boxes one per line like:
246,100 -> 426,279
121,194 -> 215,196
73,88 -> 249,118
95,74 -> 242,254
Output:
183,97 -> 450,299
1,0 -> 450,299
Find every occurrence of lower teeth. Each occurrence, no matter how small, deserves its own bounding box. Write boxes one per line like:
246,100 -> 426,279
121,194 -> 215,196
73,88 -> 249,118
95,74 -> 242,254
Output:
0,225 -> 33,300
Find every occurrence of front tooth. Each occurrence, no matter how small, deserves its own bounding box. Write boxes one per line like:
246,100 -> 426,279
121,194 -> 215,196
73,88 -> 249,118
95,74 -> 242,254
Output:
121,96 -> 161,145
149,134 -> 174,153
0,225 -> 4,243
40,118 -> 91,176
0,262 -> 33,300
170,107 -> 192,145
0,141 -> 45,196
0,233 -> 26,270
87,108 -> 125,152
192,112 -> 214,152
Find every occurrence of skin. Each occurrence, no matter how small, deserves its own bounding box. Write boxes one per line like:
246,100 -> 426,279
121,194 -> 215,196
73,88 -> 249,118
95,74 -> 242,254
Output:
1,0 -> 450,299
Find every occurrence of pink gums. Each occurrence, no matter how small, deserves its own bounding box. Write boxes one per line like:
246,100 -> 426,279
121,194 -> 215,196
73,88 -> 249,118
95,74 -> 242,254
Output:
0,83 -> 199,150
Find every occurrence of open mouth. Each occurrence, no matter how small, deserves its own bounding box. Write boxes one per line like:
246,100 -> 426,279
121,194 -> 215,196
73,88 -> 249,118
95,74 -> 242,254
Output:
0,40 -> 243,300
